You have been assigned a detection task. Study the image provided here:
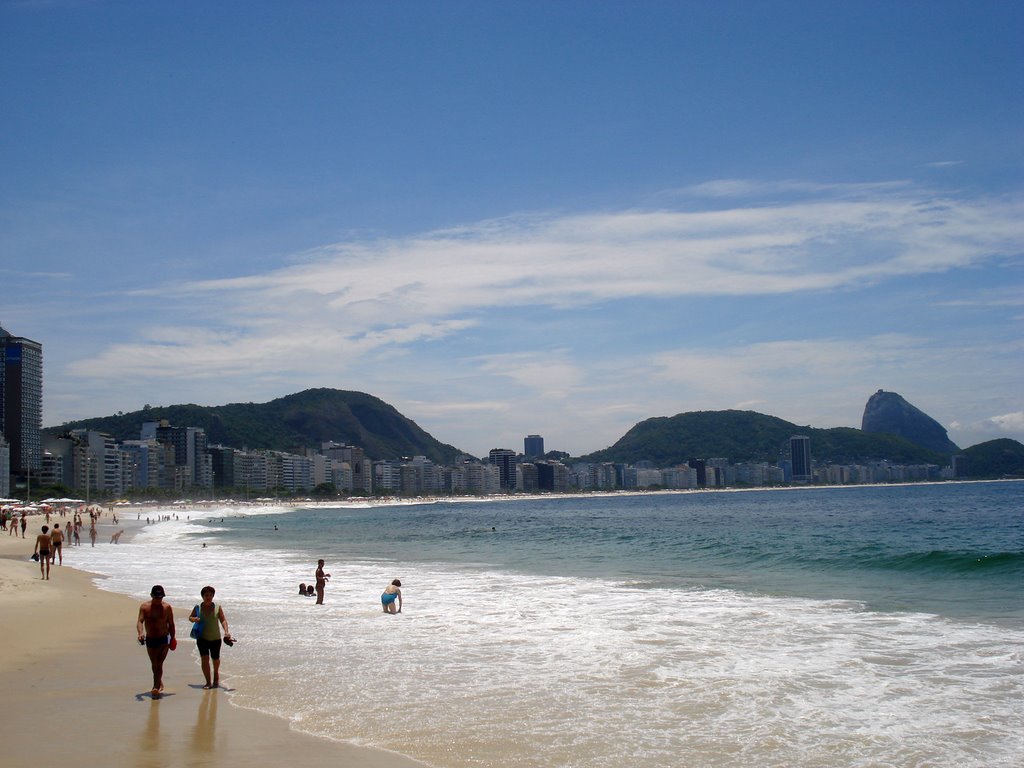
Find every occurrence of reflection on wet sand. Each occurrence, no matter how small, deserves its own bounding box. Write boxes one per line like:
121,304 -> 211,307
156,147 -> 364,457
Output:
138,699 -> 164,768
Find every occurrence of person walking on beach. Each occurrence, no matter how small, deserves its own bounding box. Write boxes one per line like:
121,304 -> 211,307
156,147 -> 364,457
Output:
137,585 -> 175,699
33,525 -> 52,580
188,585 -> 233,689
20,511 -> 27,538
381,579 -> 403,614
315,559 -> 330,605
50,523 -> 64,565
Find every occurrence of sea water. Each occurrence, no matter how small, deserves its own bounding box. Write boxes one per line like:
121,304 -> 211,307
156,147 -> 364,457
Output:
79,482 -> 1023,767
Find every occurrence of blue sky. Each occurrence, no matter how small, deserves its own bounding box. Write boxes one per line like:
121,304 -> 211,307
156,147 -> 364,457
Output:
2,1 -> 1022,458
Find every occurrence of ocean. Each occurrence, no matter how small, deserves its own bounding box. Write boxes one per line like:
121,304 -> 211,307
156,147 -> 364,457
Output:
80,481 -> 1023,767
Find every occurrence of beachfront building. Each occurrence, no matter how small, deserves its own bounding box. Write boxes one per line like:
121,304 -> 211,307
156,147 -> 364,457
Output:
235,450 -> 269,495
661,465 -> 699,489
120,439 -> 165,491
143,421 -> 213,490
0,435 -> 9,497
0,325 -> 43,492
570,462 -> 618,490
209,445 -> 237,488
488,448 -> 517,490
519,462 -> 539,492
67,430 -> 125,495
322,443 -> 372,494
790,435 -> 812,483
537,460 -> 570,492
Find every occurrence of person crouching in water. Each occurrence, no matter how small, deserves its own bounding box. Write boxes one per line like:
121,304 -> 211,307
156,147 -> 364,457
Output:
381,579 -> 402,614
189,585 -> 233,689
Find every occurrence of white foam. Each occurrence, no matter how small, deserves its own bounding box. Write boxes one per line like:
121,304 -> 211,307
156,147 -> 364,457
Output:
76,516 -> 1024,768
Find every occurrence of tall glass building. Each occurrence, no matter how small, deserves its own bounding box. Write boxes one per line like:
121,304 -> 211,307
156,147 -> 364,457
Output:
0,324 -> 43,483
488,448 -> 517,490
790,434 -> 812,482
524,434 -> 545,458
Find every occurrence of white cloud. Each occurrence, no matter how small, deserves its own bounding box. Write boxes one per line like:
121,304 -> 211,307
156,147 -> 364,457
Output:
989,411 -> 1024,433
45,179 -> 1024,455
170,183 -> 1024,330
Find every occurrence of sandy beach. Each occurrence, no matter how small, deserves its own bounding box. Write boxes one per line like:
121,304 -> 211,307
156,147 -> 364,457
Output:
0,516 -> 426,768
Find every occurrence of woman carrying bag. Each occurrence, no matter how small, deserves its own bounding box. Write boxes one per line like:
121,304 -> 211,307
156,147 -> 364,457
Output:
189,585 -> 234,689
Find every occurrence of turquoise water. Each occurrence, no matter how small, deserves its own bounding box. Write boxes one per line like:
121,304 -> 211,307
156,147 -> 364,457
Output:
82,481 -> 1024,768
218,481 -> 1024,620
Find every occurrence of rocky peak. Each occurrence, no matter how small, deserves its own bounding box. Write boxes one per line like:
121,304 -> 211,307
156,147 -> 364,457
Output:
861,390 -> 960,455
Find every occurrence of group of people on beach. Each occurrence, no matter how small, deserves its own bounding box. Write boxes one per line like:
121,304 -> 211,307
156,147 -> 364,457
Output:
137,584 -> 233,699
26,517 -> 403,698
31,522 -> 73,578
2,510 -> 28,537
28,514 -> 111,578
304,558 -> 403,613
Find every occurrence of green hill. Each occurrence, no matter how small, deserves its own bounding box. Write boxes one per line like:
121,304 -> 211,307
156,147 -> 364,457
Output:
582,410 -> 950,466
962,439 -> 1024,478
45,392 -> 1024,478
45,388 -> 466,465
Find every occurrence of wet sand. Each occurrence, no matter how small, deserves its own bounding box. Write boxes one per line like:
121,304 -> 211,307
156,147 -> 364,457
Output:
0,519 -> 426,768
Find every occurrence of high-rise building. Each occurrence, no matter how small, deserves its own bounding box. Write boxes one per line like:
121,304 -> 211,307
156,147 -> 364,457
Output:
0,325 -> 43,486
524,434 -> 545,458
488,448 -> 517,490
0,435 -> 9,497
790,435 -> 812,482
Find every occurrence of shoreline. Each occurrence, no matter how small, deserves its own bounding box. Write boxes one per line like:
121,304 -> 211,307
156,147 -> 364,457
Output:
23,475 -> 1018,520
0,527 -> 427,768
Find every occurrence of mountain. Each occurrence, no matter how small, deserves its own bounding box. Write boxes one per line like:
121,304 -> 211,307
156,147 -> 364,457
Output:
582,410 -> 949,467
44,388 -> 466,465
861,390 -> 960,454
45,388 -> 1023,479
962,439 -> 1024,478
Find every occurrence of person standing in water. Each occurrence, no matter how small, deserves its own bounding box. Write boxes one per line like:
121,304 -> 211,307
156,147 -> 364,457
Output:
189,585 -> 233,689
381,579 -> 403,614
315,559 -> 330,605
137,585 -> 175,699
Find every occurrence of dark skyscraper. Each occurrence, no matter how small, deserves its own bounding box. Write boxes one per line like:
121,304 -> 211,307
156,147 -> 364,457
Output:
488,448 -> 517,490
0,325 -> 43,482
790,435 -> 812,482
524,434 -> 545,458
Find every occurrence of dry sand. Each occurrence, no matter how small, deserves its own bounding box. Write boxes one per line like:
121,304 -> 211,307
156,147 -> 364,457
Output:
0,517 -> 426,768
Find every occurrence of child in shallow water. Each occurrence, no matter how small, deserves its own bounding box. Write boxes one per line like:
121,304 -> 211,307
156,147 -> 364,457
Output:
381,579 -> 402,614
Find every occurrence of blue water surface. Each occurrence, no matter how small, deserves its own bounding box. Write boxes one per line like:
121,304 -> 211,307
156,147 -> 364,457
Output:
203,481 -> 1024,621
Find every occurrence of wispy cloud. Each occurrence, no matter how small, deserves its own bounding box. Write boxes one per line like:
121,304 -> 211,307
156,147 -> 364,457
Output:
165,182 -> 1022,331
0,269 -> 74,280
52,179 -> 1024,453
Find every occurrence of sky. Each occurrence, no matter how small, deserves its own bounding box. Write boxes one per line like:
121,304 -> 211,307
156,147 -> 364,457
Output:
2,1 -> 1022,459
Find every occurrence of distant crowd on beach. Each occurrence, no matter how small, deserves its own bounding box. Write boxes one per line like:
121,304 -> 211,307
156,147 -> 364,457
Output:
13,509 -> 119,580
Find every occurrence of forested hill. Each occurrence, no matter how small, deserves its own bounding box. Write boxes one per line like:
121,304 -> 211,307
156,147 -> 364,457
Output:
582,410 -> 952,466
45,395 -> 1024,478
44,388 -> 466,465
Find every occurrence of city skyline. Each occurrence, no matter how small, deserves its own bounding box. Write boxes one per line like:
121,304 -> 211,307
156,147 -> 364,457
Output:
3,2 -> 1022,458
